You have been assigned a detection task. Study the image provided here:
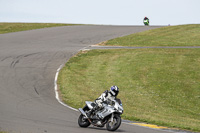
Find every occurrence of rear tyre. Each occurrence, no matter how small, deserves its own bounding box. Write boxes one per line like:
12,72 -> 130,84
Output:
106,114 -> 121,131
78,114 -> 90,128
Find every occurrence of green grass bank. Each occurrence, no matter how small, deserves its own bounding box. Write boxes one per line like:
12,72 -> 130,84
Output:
0,23 -> 80,34
104,24 -> 200,46
58,25 -> 200,132
58,49 -> 200,132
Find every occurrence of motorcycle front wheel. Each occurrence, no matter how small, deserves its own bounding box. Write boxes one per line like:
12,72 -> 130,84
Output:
78,114 -> 91,128
106,114 -> 121,131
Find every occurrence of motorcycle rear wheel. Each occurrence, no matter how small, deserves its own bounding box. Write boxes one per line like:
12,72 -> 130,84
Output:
78,114 -> 91,128
106,114 -> 121,131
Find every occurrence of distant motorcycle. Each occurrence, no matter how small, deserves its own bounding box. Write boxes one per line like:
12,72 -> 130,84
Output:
143,19 -> 149,26
78,99 -> 123,131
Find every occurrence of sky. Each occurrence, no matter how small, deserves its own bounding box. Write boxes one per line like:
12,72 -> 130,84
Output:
0,0 -> 199,26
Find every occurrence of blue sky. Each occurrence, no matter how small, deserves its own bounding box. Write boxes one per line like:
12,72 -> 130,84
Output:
0,0 -> 199,25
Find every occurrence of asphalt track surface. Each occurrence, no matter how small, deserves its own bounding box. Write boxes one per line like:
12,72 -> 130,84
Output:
0,25 -> 184,133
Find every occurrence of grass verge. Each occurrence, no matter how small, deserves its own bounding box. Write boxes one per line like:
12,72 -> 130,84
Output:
58,49 -> 200,132
104,24 -> 200,46
0,23 -> 80,34
0,130 -> 7,133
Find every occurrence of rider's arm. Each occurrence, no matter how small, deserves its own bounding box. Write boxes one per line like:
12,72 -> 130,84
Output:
95,92 -> 107,107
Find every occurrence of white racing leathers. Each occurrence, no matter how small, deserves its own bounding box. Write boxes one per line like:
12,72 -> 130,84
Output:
95,90 -> 115,108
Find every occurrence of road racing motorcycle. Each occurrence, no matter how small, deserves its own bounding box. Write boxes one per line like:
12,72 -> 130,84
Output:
78,99 -> 123,131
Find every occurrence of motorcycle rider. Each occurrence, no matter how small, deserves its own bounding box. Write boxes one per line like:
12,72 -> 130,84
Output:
144,16 -> 149,25
87,86 -> 119,118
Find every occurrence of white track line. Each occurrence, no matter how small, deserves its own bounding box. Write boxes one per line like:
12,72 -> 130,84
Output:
54,64 -> 78,112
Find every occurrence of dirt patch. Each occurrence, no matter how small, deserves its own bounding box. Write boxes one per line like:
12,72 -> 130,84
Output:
95,41 -> 108,46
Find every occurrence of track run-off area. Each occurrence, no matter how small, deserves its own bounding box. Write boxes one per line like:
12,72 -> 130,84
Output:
0,25 -> 194,133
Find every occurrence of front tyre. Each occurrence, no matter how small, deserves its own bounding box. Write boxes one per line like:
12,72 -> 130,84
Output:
78,114 -> 90,128
106,114 -> 121,131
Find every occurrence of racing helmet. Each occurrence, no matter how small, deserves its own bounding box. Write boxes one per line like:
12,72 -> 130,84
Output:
110,86 -> 119,97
